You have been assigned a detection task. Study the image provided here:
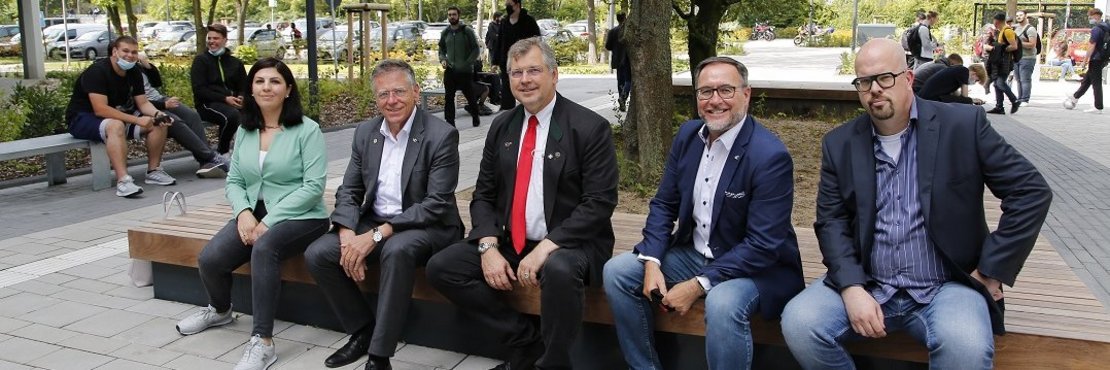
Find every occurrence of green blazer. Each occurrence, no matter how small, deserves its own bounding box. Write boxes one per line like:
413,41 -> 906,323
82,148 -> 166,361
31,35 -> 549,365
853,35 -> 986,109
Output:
226,116 -> 328,227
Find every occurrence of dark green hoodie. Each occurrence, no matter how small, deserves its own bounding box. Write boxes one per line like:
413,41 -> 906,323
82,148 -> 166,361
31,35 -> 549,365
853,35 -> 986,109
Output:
438,24 -> 479,72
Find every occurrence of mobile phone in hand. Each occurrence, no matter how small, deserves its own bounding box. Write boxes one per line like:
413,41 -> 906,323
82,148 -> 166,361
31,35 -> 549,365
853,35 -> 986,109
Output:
650,289 -> 675,312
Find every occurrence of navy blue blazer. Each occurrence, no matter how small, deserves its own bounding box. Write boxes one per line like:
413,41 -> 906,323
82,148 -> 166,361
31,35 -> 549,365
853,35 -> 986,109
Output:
633,116 -> 804,319
815,98 -> 1052,334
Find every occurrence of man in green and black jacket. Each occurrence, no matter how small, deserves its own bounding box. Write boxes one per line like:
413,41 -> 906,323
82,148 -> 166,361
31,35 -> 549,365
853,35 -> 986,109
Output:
438,6 -> 482,127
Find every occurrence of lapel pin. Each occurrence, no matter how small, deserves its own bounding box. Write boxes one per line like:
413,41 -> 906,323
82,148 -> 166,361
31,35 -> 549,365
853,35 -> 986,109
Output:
372,138 -> 378,144
412,138 -> 419,143
555,152 -> 561,158
733,155 -> 740,160
547,154 -> 554,160
505,141 -> 513,148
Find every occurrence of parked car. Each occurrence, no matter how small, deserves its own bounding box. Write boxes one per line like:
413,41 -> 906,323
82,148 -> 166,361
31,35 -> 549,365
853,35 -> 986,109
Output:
537,19 -> 560,32
141,21 -> 193,41
542,28 -> 574,44
1053,28 -> 1094,65
144,29 -> 195,57
0,32 -> 20,55
40,24 -> 108,53
565,22 -> 590,39
228,27 -> 287,59
169,34 -> 197,57
422,22 -> 450,45
368,23 -> 423,55
396,20 -> 428,34
284,18 -> 336,41
0,25 -> 19,42
318,29 -> 361,60
42,17 -> 80,28
47,29 -> 110,60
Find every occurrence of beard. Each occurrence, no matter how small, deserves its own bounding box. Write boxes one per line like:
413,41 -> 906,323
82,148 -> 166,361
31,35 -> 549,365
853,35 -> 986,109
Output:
703,109 -> 742,133
867,102 -> 895,121
449,19 -> 459,25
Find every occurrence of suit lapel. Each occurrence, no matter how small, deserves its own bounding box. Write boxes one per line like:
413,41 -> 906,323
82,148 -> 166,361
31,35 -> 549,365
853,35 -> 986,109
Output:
400,109 -> 427,201
852,117 -> 878,252
365,118 -> 386,196
711,116 -> 754,228
914,99 -> 938,223
543,96 -> 568,224
501,107 -> 525,223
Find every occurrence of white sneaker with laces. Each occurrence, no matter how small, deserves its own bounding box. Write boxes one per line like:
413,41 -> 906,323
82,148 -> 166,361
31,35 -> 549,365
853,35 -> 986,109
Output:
234,335 -> 277,370
176,305 -> 234,335
145,167 -> 177,185
1063,96 -> 1078,110
1084,108 -> 1103,114
116,175 -> 143,198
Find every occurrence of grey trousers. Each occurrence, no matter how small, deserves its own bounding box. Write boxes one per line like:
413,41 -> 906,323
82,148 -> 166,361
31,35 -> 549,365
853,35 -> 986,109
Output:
161,103 -> 218,165
305,224 -> 460,358
197,204 -> 329,337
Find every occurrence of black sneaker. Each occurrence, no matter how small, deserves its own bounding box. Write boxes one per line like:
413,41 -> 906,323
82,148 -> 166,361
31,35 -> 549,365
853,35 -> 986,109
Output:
986,107 -> 1005,114
1010,102 -> 1021,114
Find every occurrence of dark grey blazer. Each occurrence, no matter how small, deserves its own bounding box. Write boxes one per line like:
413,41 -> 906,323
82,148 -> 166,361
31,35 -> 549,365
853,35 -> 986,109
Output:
814,98 -> 1052,334
330,108 -> 464,241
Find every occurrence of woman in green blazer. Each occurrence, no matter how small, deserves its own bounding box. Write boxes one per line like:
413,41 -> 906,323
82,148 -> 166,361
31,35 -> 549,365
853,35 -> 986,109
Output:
175,58 -> 329,370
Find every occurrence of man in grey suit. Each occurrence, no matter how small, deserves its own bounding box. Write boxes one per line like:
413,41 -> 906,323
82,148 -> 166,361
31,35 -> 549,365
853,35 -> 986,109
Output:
781,39 -> 1051,369
305,59 -> 463,370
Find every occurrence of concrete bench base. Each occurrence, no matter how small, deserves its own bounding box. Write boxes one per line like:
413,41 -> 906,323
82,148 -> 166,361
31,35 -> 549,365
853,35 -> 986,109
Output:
0,134 -> 111,190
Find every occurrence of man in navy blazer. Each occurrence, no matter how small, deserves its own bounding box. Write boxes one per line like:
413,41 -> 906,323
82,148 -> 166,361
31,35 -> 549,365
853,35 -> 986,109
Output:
781,39 -> 1051,370
603,56 -> 803,370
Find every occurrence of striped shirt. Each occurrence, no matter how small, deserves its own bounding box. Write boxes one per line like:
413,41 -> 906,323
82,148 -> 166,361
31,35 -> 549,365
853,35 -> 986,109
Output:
868,104 -> 950,304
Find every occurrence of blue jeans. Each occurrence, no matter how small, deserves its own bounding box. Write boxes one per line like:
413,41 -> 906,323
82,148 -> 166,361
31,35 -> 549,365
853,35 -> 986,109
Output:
1016,58 -> 1035,102
1049,59 -> 1075,80
780,277 -> 993,370
603,249 -> 760,370
993,76 -> 1017,108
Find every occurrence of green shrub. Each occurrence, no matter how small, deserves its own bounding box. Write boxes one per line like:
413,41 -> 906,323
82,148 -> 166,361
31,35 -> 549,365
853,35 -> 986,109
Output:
0,92 -> 27,142
551,38 -> 588,66
777,26 -> 800,39
13,79 -> 70,139
803,30 -> 853,48
236,45 -> 259,65
156,62 -> 195,107
559,64 -> 610,75
838,51 -> 855,75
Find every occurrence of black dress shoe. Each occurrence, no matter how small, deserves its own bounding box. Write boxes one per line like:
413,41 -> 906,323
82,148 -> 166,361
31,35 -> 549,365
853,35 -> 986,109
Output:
986,106 -> 1005,114
506,340 -> 543,370
488,363 -> 510,370
325,330 -> 372,368
1010,101 -> 1021,114
365,355 -> 391,370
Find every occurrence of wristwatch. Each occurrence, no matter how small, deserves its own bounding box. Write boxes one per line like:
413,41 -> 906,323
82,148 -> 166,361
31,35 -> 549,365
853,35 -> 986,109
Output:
478,241 -> 498,254
372,227 -> 384,243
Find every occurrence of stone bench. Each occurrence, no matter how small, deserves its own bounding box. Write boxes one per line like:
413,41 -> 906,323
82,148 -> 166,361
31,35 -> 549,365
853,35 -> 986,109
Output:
128,193 -> 1110,369
0,133 -> 111,190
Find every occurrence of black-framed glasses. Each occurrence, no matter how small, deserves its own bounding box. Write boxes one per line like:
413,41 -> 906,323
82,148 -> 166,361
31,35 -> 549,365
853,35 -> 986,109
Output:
696,85 -> 738,101
851,71 -> 906,92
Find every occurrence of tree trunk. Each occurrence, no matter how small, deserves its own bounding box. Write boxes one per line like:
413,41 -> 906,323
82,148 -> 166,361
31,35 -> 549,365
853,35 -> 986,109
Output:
122,0 -> 137,38
206,0 -> 218,27
235,0 -> 248,45
107,5 -> 123,36
625,0 -> 673,184
684,0 -> 727,79
586,0 -> 598,64
193,0 -> 205,51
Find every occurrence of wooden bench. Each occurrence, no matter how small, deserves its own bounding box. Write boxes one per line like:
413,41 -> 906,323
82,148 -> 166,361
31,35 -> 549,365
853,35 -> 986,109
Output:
419,88 -> 446,111
129,192 -> 1110,369
0,133 -> 111,190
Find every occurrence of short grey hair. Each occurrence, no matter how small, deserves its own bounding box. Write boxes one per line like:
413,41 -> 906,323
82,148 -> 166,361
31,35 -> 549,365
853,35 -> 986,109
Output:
507,37 -> 557,72
371,59 -> 417,88
693,56 -> 749,88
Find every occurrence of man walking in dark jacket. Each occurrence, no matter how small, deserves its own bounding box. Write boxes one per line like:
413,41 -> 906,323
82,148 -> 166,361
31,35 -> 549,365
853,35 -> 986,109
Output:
605,13 -> 630,111
439,6 -> 482,127
191,23 -> 247,155
491,0 -> 541,112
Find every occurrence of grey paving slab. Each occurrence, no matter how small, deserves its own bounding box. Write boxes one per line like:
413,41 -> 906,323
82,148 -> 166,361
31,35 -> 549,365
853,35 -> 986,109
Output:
0,337 -> 61,364
108,344 -> 183,367
391,360 -> 439,370
58,333 -> 130,355
60,278 -> 122,294
64,309 -> 155,337
8,280 -> 66,296
215,338 -> 314,365
0,317 -> 31,333
34,273 -> 78,285
112,317 -> 187,349
274,324 -> 346,348
95,358 -> 167,370
20,299 -> 108,328
102,284 -> 154,301
162,354 -> 233,370
124,300 -> 194,319
0,359 -> 35,370
50,287 -> 143,310
0,243 -> 61,257
393,344 -> 466,369
0,254 -> 43,266
8,323 -> 80,344
28,348 -> 112,370
99,271 -> 138,287
272,346 -> 365,370
163,328 -> 247,360
59,263 -> 122,280
0,292 -> 63,317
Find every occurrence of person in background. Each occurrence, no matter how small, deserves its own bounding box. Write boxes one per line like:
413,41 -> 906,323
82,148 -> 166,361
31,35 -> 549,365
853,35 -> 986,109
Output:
136,53 -> 229,178
439,6 -> 483,127
191,23 -> 247,156
984,13 -> 1020,114
1063,8 -> 1107,114
175,58 -> 329,370
1047,37 -> 1075,81
490,0 -> 541,112
1013,10 -> 1040,105
912,53 -> 962,93
918,63 -> 989,105
605,13 -> 630,112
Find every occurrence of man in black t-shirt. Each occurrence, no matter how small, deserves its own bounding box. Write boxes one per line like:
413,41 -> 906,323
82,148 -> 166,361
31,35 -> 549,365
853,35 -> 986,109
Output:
918,64 -> 988,105
65,36 -> 176,198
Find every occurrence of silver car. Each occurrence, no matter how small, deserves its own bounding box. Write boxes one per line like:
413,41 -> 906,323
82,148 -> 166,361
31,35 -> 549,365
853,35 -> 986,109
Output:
47,30 -> 110,60
144,30 -> 195,57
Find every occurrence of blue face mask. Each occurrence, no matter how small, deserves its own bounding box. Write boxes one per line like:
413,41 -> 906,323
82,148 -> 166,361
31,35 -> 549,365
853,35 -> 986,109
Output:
209,48 -> 225,57
116,58 -> 136,71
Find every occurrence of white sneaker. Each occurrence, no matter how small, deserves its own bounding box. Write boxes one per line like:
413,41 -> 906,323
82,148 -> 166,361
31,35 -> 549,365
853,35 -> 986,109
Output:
1084,108 -> 1103,114
176,305 -> 234,335
115,175 -> 143,198
1063,96 -> 1078,110
145,167 -> 177,185
234,335 -> 277,370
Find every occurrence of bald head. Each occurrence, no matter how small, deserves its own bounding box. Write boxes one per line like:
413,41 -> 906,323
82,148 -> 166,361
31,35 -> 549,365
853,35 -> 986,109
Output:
855,38 -> 908,75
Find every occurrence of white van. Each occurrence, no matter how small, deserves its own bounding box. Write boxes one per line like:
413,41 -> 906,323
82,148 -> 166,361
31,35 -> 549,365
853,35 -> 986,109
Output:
41,24 -> 109,44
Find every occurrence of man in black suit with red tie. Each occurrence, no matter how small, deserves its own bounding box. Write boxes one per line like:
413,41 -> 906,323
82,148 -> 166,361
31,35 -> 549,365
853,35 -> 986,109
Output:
426,36 -> 619,370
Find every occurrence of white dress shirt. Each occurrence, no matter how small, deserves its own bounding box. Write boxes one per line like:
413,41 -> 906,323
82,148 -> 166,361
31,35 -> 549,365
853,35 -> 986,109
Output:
372,110 -> 415,219
518,98 -> 556,241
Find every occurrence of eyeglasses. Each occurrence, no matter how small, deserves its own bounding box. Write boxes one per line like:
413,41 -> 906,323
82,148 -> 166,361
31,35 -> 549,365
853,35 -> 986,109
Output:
851,71 -> 906,92
509,67 -> 545,79
376,88 -> 410,101
696,85 -> 738,101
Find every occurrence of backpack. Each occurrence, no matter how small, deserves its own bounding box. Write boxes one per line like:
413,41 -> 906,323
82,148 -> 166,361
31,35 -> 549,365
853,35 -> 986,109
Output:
1000,27 -> 1022,62
1095,22 -> 1110,62
1019,25 -> 1042,56
901,24 -> 922,57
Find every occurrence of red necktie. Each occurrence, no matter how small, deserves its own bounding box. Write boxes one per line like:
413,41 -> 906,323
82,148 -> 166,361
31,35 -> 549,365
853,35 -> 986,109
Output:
511,116 -> 539,254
